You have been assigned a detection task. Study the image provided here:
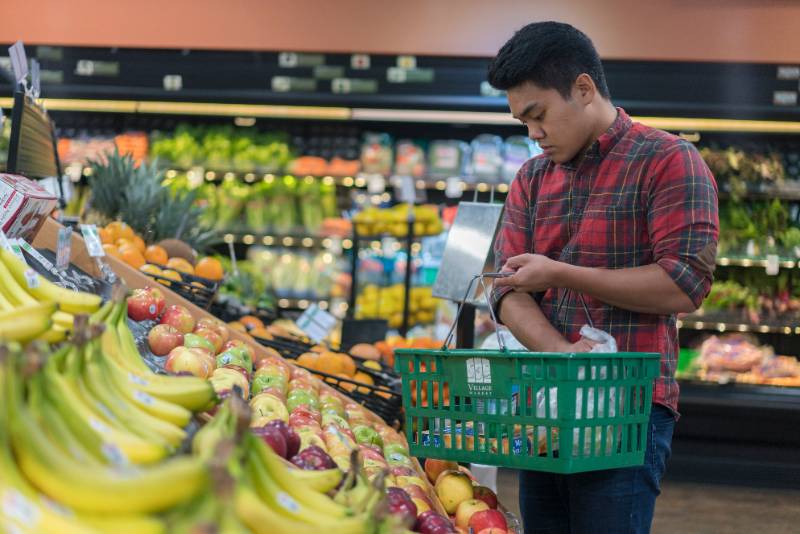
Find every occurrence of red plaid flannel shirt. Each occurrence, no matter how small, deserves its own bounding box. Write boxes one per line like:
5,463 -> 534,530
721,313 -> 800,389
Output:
492,108 -> 719,414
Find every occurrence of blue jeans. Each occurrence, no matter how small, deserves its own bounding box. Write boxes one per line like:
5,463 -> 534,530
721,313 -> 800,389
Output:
519,405 -> 675,534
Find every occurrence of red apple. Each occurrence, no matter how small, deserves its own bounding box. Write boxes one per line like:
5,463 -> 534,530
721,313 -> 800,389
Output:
472,486 -> 498,510
253,347 -> 285,368
358,444 -> 387,464
127,289 -> 158,321
222,339 -> 245,352
291,406 -> 321,423
145,286 -> 166,315
289,413 -> 319,430
222,363 -> 251,384
195,317 -> 228,342
261,420 -> 301,459
455,499 -> 489,529
390,465 -> 418,478
209,366 -> 250,399
288,379 -> 318,394
165,346 -> 214,378
194,328 -> 223,353
425,458 -> 459,484
160,304 -> 195,334
475,529 -> 506,534
386,487 -> 417,527
147,324 -> 184,356
416,511 -> 456,534
290,367 -> 313,381
252,425 -> 288,458
255,358 -> 291,381
256,387 -> 287,403
401,483 -> 434,508
469,510 -> 507,533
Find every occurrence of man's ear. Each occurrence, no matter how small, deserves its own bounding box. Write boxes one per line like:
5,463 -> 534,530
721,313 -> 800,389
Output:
574,73 -> 596,105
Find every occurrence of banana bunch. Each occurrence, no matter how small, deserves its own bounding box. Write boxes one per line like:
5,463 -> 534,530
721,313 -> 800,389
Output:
97,299 -> 216,414
0,344 -> 207,534
0,248 -> 102,343
237,433 -> 384,534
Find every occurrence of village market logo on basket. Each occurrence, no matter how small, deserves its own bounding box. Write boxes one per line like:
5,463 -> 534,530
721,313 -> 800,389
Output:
465,358 -> 493,395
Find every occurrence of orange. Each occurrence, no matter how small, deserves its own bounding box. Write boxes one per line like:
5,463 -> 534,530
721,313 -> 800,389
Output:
120,247 -> 145,269
116,238 -> 134,250
228,321 -> 247,332
167,257 -> 194,275
117,222 -> 135,241
144,245 -> 168,265
249,326 -> 272,339
159,269 -> 182,286
105,221 -> 121,242
337,353 -> 357,377
240,316 -> 265,331
310,345 -> 326,354
297,352 -> 320,370
102,244 -> 121,259
353,371 -> 374,394
140,264 -> 162,276
316,352 -> 344,375
195,257 -> 224,281
131,235 -> 146,254
337,374 -> 357,393
98,227 -> 114,245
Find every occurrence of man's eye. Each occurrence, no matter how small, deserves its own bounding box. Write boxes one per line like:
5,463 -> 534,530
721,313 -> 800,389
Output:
534,113 -> 545,121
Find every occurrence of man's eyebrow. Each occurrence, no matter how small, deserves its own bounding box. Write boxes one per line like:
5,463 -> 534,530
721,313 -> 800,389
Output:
513,102 -> 539,120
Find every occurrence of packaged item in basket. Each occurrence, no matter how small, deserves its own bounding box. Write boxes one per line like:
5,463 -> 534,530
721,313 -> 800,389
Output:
0,173 -> 58,241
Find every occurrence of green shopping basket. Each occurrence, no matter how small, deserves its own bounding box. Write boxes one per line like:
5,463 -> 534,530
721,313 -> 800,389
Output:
394,273 -> 661,474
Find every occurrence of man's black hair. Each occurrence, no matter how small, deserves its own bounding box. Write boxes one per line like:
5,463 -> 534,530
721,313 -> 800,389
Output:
487,21 -> 610,99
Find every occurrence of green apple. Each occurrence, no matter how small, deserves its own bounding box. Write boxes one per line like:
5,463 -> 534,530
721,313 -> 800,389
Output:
352,425 -> 384,448
183,333 -> 215,354
252,373 -> 288,396
216,349 -> 249,370
383,442 -> 410,458
385,450 -> 414,468
287,389 -> 319,412
227,345 -> 253,370
321,413 -> 350,429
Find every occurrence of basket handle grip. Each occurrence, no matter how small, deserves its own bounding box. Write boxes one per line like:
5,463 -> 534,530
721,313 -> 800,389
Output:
442,272 -> 511,351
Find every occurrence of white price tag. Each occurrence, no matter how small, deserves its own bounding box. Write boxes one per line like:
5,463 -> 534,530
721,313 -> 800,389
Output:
397,55 -> 417,69
766,254 -> 780,276
329,237 -> 343,255
56,226 -> 72,271
351,54 -> 371,70
295,303 -> 337,343
23,268 -> 39,289
278,52 -> 298,68
16,239 -> 56,273
163,74 -> 182,91
366,174 -> 386,194
746,240 -> 757,257
445,177 -> 463,198
80,225 -> 105,257
396,176 -> 416,204
8,41 -> 28,85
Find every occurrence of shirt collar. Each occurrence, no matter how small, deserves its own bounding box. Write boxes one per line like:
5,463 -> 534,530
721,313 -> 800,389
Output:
560,107 -> 632,169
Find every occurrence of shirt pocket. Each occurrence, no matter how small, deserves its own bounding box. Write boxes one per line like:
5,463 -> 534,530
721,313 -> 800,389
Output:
576,188 -> 651,269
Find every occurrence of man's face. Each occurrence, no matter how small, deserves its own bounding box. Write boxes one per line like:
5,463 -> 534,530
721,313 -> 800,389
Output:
507,81 -> 593,164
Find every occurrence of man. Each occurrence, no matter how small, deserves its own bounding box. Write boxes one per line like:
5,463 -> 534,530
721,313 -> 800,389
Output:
487,22 -> 719,533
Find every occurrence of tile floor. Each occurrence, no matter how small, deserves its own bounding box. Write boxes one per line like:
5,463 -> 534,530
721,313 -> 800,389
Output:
495,468 -> 800,533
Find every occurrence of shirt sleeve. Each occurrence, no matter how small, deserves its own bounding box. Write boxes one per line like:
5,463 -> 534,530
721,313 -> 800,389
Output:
648,141 -> 719,309
491,161 -> 535,319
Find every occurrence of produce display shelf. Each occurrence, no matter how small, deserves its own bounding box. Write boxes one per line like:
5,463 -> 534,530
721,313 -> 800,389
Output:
104,166 -> 512,194
677,316 -> 800,334
221,231 -> 350,249
718,181 -> 800,201
717,256 -> 798,268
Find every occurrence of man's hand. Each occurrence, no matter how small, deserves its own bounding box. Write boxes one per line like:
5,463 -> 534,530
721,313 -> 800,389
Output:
558,337 -> 598,353
495,253 -> 563,293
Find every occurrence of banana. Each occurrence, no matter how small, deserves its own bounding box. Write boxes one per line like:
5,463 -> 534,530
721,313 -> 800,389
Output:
78,513 -> 166,534
38,325 -> 69,344
248,434 -> 351,518
0,256 -> 39,307
5,359 -> 207,515
0,249 -> 102,314
0,285 -> 16,311
287,465 -> 344,494
53,310 -> 75,329
192,402 -> 234,460
99,307 -> 216,412
82,346 -> 186,448
0,303 -> 55,342
41,347 -> 169,466
235,483 -> 373,534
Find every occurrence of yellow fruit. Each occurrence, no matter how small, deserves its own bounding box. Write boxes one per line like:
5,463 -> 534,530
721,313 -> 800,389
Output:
140,264 -> 162,276
337,353 -> 357,377
362,360 -> 382,372
144,245 -> 169,265
132,235 -> 146,253
353,371 -> 374,393
240,316 -> 265,331
297,352 -> 320,370
167,257 -> 194,275
116,238 -> 134,250
195,257 -> 224,281
102,244 -> 121,259
120,247 -> 146,269
228,321 -> 247,332
98,227 -> 114,245
159,269 -> 182,286
117,222 -> 135,241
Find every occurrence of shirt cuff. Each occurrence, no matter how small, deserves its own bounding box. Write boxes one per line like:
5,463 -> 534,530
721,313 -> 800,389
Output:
656,256 -> 710,309
490,286 -> 514,325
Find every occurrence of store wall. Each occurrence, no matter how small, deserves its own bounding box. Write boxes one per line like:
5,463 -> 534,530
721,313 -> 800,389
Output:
2,0 -> 800,63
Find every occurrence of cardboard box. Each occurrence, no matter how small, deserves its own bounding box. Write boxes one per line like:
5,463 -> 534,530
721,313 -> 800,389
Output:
0,173 -> 58,241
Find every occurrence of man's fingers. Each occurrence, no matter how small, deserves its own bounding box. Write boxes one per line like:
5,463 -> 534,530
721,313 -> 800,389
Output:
505,254 -> 530,268
493,274 -> 516,288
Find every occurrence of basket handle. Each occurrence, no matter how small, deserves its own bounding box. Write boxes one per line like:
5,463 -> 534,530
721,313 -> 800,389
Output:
441,272 -> 511,351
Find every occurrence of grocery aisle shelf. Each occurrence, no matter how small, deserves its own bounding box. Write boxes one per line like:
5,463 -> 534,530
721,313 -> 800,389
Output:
677,316 -> 800,334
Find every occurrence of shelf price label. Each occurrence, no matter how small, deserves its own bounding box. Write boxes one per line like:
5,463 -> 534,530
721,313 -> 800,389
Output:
766,254 -> 780,276
445,177 -> 463,199
56,226 -> 72,271
16,238 -> 58,275
8,41 -> 28,86
295,304 -> 337,343
395,176 -> 416,204
80,225 -> 105,257
366,173 -> 386,194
